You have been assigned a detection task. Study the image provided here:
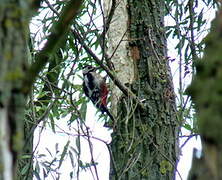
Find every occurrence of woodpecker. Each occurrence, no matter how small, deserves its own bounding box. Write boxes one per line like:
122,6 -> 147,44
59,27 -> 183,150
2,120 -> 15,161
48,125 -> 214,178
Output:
82,65 -> 114,121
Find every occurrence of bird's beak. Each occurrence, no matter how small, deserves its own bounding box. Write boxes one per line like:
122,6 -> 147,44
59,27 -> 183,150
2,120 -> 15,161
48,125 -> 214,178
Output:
94,66 -> 100,71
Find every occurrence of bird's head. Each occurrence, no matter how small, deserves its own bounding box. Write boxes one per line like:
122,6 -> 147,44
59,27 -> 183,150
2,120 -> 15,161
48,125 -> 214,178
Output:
82,65 -> 97,75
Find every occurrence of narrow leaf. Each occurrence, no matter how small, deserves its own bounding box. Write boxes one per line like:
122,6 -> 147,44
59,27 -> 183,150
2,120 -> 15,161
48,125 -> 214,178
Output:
58,140 -> 70,169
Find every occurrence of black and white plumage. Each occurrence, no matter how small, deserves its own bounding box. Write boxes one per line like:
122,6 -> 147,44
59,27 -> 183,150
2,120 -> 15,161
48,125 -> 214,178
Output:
82,65 -> 114,121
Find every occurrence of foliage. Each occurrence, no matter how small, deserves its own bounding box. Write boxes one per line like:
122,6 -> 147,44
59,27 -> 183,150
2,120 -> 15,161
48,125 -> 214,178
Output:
26,0 -> 109,179
165,0 -> 218,133
20,0 -> 219,179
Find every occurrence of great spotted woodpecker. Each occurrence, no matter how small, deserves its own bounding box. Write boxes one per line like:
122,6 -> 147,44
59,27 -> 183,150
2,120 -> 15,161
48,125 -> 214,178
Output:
82,65 -> 114,121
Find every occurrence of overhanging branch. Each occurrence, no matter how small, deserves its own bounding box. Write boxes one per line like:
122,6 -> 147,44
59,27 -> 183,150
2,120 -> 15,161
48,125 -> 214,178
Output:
23,0 -> 83,94
72,29 -> 145,109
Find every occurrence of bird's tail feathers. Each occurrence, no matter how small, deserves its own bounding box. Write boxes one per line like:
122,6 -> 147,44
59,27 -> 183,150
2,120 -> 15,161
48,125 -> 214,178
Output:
101,106 -> 114,121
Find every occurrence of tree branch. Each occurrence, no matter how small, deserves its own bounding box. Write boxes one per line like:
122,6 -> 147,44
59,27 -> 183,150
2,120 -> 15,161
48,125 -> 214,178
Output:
72,29 -> 145,109
40,0 -> 144,109
104,0 -> 116,34
23,0 -> 83,94
29,0 -> 43,12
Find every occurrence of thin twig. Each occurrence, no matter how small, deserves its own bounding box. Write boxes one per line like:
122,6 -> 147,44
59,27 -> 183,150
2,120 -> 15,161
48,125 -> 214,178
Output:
188,0 -> 198,63
108,29 -> 128,61
44,0 -> 59,16
23,0 -> 83,94
86,127 -> 100,180
101,0 -> 116,68
72,29 -> 145,110
180,134 -> 199,149
45,0 -> 144,112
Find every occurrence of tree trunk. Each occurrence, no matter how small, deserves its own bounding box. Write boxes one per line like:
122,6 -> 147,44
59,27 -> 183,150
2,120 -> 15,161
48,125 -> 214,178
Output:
188,8 -> 222,180
0,0 -> 83,179
0,1 -> 29,179
106,0 -> 179,180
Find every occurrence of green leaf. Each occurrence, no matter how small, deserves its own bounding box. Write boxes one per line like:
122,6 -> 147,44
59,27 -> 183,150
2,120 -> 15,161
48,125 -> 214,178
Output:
58,140 -> 70,169
46,147 -> 53,157
197,8 -> 204,31
35,161 -> 40,174
21,163 -> 29,175
68,112 -> 78,125
80,101 -> 87,120
183,123 -> 192,131
55,143 -> 59,154
70,145 -> 80,155
33,163 -> 41,180
69,150 -> 75,168
21,154 -> 32,159
76,136 -> 81,154
49,113 -> 55,133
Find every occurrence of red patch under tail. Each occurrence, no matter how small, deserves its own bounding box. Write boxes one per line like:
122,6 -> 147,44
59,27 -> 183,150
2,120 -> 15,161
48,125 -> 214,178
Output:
101,83 -> 108,106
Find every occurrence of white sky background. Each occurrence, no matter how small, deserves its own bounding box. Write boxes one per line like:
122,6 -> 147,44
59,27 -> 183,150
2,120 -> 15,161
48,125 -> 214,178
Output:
32,1 -> 216,180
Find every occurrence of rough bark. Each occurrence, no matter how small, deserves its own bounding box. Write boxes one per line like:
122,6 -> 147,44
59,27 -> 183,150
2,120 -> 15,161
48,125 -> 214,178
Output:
107,0 -> 179,179
0,2 -> 29,179
188,8 -> 222,180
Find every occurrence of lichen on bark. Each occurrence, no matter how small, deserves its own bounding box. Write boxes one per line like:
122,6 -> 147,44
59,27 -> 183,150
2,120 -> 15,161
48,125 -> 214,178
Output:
107,0 -> 179,179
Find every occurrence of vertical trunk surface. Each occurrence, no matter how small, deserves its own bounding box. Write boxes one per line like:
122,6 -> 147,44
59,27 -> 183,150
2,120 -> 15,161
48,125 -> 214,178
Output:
108,1 -> 179,179
0,1 -> 29,180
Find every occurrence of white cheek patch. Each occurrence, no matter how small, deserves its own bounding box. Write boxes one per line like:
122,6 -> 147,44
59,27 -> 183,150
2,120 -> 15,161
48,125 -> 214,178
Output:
84,75 -> 97,98
84,77 -> 92,96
